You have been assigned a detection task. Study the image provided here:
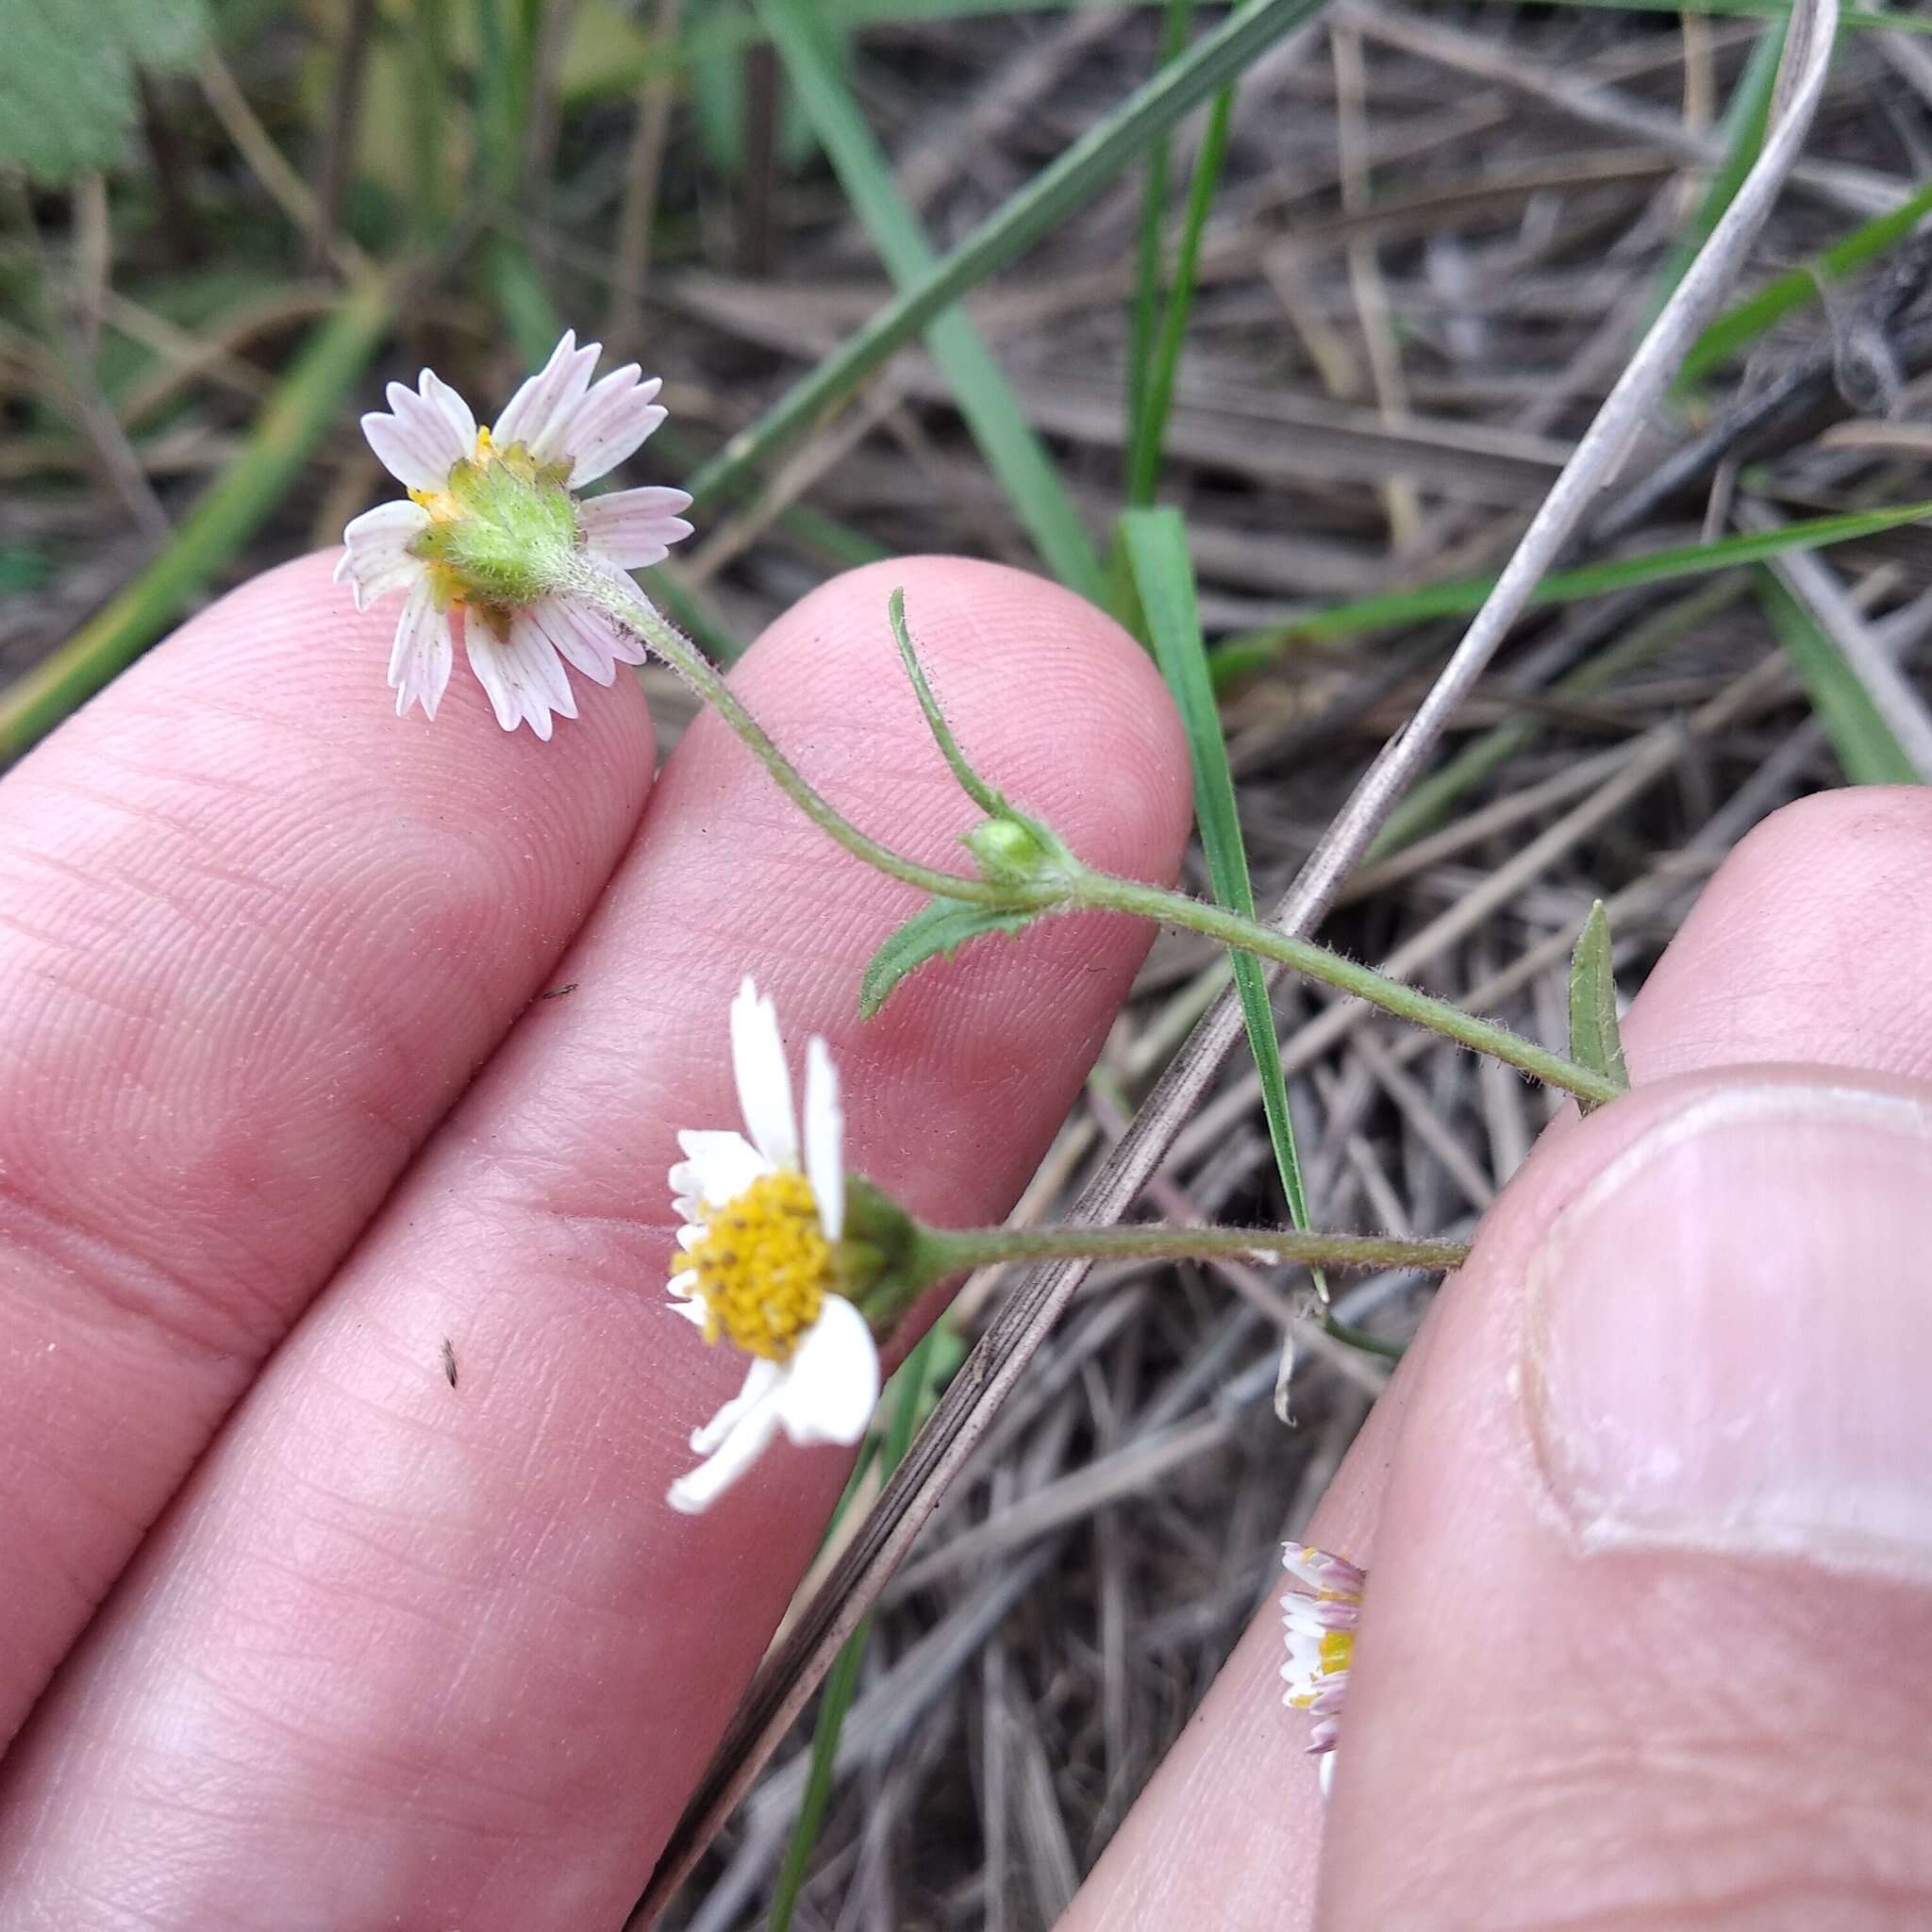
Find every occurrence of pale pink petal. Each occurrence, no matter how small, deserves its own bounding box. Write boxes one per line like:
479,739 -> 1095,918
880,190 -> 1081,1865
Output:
466,615 -> 578,740
417,367 -> 478,450
335,500 -> 430,610
576,485 -> 694,569
552,368 -> 667,485
361,375 -> 474,491
494,329 -> 600,455
387,580 -> 454,721
527,594 -> 639,687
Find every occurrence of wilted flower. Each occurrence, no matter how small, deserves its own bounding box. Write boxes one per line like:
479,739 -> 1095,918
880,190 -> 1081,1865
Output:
336,330 -> 692,738
665,980 -> 881,1514
1281,1542 -> 1363,1795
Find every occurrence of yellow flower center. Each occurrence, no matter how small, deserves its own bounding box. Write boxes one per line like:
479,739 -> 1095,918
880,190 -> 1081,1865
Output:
681,1168 -> 833,1361
1286,1604 -> 1356,1708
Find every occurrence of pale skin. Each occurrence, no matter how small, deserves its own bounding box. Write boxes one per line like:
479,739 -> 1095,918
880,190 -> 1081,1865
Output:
0,551 -> 1927,1928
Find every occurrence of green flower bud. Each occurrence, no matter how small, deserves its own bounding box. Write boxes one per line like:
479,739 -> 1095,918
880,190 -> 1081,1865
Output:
963,809 -> 1073,889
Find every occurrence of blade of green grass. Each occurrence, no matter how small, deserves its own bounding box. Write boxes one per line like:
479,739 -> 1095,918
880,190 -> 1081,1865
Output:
1365,573 -> 1751,861
1123,507 -> 1322,1293
598,0 -> 1927,92
0,273 -> 394,758
1646,16 -> 1786,323
1210,499 -> 1932,683
686,0 -> 1335,514
765,1327 -> 946,1932
1125,0 -> 1191,492
1756,568 -> 1921,784
758,0 -> 1104,602
1682,177 -> 1932,383
1125,75 -> 1235,506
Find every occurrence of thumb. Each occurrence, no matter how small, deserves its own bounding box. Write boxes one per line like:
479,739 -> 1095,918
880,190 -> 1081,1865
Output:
1318,1068 -> 1932,1929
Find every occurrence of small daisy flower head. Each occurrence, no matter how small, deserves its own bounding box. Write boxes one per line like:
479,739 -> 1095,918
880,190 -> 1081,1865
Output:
664,979 -> 881,1515
335,330 -> 693,739
1281,1542 -> 1365,1795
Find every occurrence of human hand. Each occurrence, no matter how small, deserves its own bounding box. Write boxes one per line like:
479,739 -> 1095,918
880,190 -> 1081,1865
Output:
0,553 -> 1190,1928
1067,787 -> 1932,1928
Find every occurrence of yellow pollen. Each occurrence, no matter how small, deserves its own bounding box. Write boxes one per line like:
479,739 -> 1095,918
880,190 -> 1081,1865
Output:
1318,1629 -> 1354,1674
681,1168 -> 832,1361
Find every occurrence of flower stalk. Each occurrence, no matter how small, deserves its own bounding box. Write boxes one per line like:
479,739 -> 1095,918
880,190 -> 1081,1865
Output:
908,1221 -> 1468,1284
573,563 -> 1623,1108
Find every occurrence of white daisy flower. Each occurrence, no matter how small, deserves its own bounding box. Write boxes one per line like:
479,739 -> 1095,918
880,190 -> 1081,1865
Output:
1281,1542 -> 1364,1796
335,330 -> 693,739
664,979 -> 881,1515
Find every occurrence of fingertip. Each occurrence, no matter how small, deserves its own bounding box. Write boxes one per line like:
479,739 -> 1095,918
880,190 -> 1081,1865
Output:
1625,784 -> 1932,1083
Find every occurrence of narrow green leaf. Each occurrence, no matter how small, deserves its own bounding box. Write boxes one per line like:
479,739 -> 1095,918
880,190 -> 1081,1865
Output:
688,0 -> 1333,513
0,275 -> 394,758
1121,508 -> 1321,1285
1367,574 -> 1750,861
1124,0 -> 1191,492
1211,499 -> 1932,684
757,0 -> 1105,601
1126,75 -> 1237,506
859,898 -> 1034,1019
1756,569 -> 1919,785
887,590 -> 1004,813
1567,902 -> 1628,1116
623,0 -> 1928,91
1682,178 -> 1932,384
1646,17 -> 1785,324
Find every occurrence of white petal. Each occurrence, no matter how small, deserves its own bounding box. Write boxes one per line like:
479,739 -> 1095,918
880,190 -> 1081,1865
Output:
690,1357 -> 783,1456
803,1037 -> 844,1242
465,613 -> 578,740
729,979 -> 797,1170
417,367 -> 477,451
387,581 -> 453,721
554,369 -> 667,485
667,1399 -> 786,1514
1319,1752 -> 1337,1798
668,1268 -> 698,1298
337,500 -> 430,610
773,1297 -> 879,1448
528,594 -> 640,686
360,375 -> 475,491
668,1295 -> 708,1328
674,1129 -> 769,1208
492,329 -> 599,454
576,486 -> 693,569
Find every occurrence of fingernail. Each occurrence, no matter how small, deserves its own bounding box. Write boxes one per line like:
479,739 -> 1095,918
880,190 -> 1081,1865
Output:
1525,1082 -> 1932,1574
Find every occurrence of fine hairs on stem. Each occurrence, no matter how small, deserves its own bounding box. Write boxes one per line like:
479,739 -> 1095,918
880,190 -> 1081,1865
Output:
571,559 -> 1624,1109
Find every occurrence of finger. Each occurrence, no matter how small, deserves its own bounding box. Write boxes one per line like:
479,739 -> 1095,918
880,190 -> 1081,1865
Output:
0,558 -> 1191,1931
1320,1061 -> 1932,1928
1065,784 -> 1932,1932
0,551 -> 651,1746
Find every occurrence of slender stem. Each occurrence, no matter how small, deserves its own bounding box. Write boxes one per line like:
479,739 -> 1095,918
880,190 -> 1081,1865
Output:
571,566 -> 1620,1107
1066,868 -> 1624,1106
571,565 -> 1042,909
916,1222 -> 1469,1277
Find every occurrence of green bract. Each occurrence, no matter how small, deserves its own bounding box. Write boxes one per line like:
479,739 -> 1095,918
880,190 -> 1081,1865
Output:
411,446 -> 579,613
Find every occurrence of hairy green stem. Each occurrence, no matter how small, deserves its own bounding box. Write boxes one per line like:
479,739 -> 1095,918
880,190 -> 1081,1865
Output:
574,566 -> 1620,1107
573,564 -> 1042,909
1065,870 -> 1624,1106
915,1222 -> 1469,1278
